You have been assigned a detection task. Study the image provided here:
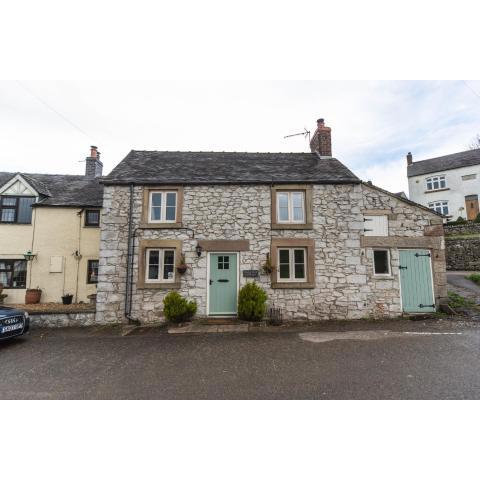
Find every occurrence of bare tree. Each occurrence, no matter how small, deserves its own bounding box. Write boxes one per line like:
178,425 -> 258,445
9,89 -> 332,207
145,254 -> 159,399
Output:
469,134 -> 480,150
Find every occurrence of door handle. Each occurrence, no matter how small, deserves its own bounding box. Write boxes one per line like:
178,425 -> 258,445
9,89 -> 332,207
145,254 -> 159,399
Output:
209,279 -> 213,285
218,279 -> 229,283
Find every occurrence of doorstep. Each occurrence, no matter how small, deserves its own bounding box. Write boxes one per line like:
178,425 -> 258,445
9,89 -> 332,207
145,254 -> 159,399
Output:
168,323 -> 249,334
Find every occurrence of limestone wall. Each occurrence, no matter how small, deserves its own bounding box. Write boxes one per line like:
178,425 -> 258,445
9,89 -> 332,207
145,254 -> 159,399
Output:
96,182 -> 445,324
29,312 -> 96,328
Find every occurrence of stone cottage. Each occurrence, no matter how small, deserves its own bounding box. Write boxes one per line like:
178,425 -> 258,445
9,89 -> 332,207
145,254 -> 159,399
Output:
96,120 -> 447,324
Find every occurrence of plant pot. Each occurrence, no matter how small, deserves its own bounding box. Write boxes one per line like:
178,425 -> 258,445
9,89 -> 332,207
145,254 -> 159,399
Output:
62,295 -> 73,305
25,288 -> 42,304
176,265 -> 188,275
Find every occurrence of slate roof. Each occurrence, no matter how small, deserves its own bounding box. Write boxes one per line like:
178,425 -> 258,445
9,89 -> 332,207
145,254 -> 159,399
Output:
102,151 -> 360,185
407,149 -> 480,177
0,172 -> 103,207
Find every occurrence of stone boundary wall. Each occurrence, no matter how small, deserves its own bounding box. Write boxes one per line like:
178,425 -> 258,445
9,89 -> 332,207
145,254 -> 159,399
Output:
29,312 -> 98,328
444,222 -> 480,271
446,238 -> 480,271
444,222 -> 480,236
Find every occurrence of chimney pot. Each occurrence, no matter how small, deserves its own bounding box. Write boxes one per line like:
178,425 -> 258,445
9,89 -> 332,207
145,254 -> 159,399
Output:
310,117 -> 332,157
85,146 -> 103,178
406,152 -> 413,166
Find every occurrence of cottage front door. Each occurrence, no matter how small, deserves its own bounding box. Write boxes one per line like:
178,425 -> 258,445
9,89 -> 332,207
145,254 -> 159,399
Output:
399,249 -> 435,313
208,253 -> 238,315
465,195 -> 479,221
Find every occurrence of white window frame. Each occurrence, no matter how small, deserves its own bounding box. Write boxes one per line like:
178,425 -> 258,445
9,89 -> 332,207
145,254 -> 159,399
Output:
145,248 -> 176,283
364,215 -> 389,236
425,175 -> 446,191
148,191 -> 177,223
373,249 -> 391,276
276,191 -> 306,224
428,200 -> 449,216
277,247 -> 307,282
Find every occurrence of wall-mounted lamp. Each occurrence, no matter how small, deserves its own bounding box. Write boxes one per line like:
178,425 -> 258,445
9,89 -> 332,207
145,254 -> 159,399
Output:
23,250 -> 36,261
195,244 -> 203,257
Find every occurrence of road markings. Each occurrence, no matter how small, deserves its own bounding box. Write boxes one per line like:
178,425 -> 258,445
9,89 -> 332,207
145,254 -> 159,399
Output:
403,332 -> 462,335
299,330 -> 463,343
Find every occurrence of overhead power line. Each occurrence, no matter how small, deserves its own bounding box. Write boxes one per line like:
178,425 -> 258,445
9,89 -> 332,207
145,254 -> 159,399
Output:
16,80 -> 96,142
463,80 -> 480,103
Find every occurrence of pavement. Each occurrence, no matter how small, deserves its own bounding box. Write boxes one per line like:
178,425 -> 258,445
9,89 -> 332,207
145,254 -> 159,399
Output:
447,271 -> 480,304
2,318 -> 480,399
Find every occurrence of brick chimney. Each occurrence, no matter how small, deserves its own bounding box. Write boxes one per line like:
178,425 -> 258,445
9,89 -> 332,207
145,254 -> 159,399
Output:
85,146 -> 103,178
406,152 -> 413,166
309,118 -> 332,157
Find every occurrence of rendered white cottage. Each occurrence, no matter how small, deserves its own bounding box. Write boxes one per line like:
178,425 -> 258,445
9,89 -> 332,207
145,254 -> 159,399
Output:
96,120 -> 447,324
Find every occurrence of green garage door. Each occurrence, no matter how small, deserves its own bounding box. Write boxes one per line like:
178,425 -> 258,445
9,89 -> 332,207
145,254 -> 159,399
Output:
399,249 -> 435,313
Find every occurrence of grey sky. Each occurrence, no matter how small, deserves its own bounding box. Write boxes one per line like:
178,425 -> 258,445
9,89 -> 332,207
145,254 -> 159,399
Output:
1,80 -> 479,194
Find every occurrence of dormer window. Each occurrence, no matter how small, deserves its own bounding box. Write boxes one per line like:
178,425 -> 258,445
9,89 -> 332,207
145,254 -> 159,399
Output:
0,196 -> 35,224
426,175 -> 446,191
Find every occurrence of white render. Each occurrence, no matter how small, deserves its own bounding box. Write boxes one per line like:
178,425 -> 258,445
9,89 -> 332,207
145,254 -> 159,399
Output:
95,182 -> 446,325
408,164 -> 480,220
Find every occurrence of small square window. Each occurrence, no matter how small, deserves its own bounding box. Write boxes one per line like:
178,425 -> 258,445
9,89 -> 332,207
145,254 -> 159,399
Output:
277,248 -> 306,282
85,209 -> 100,227
276,191 -> 305,224
87,260 -> 99,284
145,248 -> 176,283
149,191 -> 177,223
373,250 -> 390,275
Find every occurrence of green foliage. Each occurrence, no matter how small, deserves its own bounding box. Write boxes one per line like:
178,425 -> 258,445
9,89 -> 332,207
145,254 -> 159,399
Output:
447,216 -> 468,226
467,273 -> 480,285
237,282 -> 267,322
474,213 -> 480,223
447,291 -> 474,309
163,291 -> 197,324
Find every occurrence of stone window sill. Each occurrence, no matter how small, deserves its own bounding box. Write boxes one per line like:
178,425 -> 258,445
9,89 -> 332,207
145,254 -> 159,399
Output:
271,281 -> 315,289
424,188 -> 450,194
139,222 -> 183,229
271,223 -> 313,230
137,282 -> 181,290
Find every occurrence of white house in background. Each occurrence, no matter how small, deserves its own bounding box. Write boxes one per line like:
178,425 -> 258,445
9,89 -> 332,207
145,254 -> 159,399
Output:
407,149 -> 480,221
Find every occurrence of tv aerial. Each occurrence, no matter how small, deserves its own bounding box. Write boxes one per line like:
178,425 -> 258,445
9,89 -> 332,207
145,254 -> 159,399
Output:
284,127 -> 311,143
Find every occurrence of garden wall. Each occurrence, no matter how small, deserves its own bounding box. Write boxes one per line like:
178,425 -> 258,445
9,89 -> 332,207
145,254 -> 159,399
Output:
29,312 -> 97,328
445,222 -> 480,271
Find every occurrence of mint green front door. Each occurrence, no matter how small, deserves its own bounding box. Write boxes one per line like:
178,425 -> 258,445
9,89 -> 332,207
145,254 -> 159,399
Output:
209,253 -> 238,315
399,249 -> 435,313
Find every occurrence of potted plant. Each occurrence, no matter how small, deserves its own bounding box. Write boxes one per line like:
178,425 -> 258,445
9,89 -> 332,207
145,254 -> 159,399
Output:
176,254 -> 188,275
25,287 -> 42,304
62,293 -> 74,305
261,254 -> 274,275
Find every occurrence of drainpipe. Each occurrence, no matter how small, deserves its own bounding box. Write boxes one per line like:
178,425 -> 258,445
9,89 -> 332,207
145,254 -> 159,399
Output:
125,183 -> 140,325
